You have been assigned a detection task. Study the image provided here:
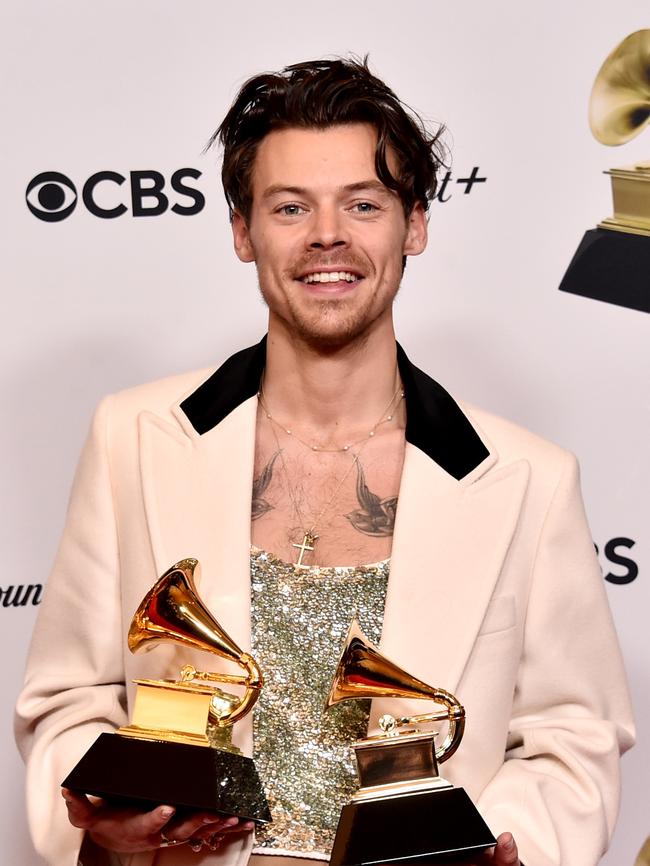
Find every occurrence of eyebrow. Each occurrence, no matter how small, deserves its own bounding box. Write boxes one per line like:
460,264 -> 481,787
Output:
261,180 -> 393,200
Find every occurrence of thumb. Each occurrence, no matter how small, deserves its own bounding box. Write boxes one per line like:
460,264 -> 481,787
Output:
493,832 -> 519,865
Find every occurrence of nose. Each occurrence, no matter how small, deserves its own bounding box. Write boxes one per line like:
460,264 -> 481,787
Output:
306,204 -> 349,251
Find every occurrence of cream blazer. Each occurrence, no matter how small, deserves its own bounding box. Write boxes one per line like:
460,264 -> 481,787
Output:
15,339 -> 634,866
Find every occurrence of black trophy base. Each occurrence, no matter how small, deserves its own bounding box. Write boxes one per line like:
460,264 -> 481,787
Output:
559,228 -> 650,314
62,732 -> 271,824
330,787 -> 496,866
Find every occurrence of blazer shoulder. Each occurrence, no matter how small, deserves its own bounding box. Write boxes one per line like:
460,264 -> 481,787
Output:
102,367 -> 215,423
461,402 -> 576,474
84,368 -> 217,461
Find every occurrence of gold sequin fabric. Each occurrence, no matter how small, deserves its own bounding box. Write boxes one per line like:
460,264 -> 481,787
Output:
250,547 -> 390,859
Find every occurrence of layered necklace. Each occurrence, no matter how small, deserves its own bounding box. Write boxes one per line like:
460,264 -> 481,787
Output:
257,379 -> 404,566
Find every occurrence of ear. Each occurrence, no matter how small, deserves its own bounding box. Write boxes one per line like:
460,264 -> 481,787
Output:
402,202 -> 428,257
232,211 -> 255,263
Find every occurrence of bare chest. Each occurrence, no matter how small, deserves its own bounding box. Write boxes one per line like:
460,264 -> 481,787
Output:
250,432 -> 405,568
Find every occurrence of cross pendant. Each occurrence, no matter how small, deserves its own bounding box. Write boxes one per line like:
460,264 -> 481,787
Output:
292,531 -> 318,567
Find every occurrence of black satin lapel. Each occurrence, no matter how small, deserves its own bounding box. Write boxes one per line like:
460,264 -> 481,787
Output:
180,338 -> 266,435
397,343 -> 490,479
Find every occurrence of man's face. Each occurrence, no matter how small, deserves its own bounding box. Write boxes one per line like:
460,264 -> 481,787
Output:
232,123 -> 427,349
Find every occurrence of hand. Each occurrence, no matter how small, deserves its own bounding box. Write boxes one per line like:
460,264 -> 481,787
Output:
62,788 -> 254,854
453,833 -> 520,865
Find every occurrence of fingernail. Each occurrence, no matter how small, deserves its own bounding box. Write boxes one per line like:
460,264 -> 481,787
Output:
505,838 -> 515,850
225,818 -> 238,827
243,821 -> 255,830
203,815 -> 218,824
161,806 -> 175,819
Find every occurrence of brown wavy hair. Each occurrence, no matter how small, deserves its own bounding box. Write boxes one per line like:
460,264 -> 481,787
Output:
208,57 -> 446,222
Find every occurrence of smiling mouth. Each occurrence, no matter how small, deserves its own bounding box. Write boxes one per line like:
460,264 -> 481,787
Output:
300,270 -> 362,284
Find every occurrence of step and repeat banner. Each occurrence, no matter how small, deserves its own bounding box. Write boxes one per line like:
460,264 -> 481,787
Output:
2,1 -> 647,864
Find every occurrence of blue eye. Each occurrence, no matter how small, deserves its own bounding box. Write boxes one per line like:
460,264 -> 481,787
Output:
354,202 -> 377,213
279,204 -> 304,216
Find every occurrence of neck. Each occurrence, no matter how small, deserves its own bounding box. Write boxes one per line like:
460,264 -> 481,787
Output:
262,316 -> 402,444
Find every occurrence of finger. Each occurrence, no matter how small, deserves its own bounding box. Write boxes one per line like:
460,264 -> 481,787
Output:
493,832 -> 519,866
192,819 -> 255,842
163,813 -> 239,842
90,803 -> 176,851
140,805 -> 176,839
61,789 -> 98,828
222,820 -> 255,834
96,803 -> 177,849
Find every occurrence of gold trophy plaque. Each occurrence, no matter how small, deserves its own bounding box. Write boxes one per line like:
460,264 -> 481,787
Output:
62,558 -> 271,823
326,620 -> 495,866
559,29 -> 650,313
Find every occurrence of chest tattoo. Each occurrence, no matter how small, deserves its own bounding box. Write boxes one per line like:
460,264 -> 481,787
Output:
251,450 -> 280,520
345,460 -> 398,537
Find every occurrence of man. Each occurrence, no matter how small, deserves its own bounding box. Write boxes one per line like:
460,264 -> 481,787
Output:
16,59 -> 634,866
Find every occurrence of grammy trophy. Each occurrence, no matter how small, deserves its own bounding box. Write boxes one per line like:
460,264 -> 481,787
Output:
62,558 -> 271,823
560,28 -> 650,313
326,620 -> 495,866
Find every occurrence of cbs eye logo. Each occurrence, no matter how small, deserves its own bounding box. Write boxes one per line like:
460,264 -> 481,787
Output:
26,172 -> 78,222
26,169 -> 205,222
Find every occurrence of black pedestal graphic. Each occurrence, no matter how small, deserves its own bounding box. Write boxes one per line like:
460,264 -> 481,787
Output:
62,732 -> 271,823
330,787 -> 496,866
559,228 -> 650,313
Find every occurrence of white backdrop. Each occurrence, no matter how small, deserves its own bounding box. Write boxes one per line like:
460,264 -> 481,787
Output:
2,2 -> 647,864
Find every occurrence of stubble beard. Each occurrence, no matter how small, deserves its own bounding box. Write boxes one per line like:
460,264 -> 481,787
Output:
260,277 -> 398,352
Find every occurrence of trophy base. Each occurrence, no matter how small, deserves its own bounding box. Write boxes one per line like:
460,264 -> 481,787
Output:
559,228 -> 650,313
62,732 -> 271,824
330,786 -> 495,866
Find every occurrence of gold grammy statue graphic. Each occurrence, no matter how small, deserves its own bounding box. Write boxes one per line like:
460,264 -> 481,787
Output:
589,29 -> 650,236
559,29 -> 650,313
325,620 -> 495,866
63,558 -> 271,823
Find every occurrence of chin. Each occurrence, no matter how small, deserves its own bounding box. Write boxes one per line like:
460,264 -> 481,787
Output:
287,303 -> 380,353
262,278 -> 395,351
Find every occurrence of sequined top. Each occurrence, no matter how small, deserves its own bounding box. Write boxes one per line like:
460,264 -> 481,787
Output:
250,547 -> 390,859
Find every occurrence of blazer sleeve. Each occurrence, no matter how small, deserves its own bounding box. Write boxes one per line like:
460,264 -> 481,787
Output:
15,396 -> 129,866
476,452 -> 635,865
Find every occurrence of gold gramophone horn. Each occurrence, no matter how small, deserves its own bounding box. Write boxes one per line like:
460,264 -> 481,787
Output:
589,29 -> 650,147
326,619 -> 465,764
128,558 -> 263,726
635,836 -> 650,866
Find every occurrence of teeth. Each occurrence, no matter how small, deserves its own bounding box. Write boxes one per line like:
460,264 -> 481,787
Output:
303,271 -> 358,283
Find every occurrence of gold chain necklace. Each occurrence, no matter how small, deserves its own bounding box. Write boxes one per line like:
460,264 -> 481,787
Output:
268,422 -> 363,567
259,380 -> 404,566
257,381 -> 404,453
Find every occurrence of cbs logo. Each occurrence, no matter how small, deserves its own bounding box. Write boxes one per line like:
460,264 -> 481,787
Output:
25,169 -> 205,222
